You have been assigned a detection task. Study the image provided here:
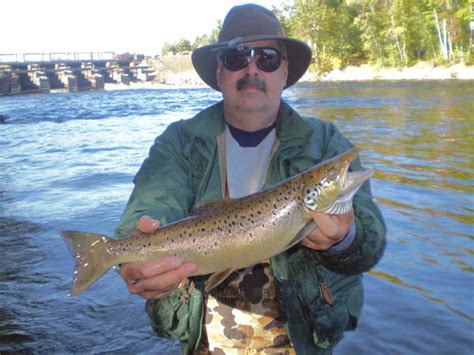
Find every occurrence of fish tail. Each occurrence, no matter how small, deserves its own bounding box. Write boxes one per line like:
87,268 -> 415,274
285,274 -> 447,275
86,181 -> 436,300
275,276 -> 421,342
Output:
61,230 -> 114,296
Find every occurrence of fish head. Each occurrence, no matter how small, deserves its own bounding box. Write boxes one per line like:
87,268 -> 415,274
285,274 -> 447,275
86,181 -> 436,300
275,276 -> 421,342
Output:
302,148 -> 374,213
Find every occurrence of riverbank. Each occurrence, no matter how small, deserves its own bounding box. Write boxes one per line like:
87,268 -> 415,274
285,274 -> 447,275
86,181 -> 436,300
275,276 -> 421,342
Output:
309,62 -> 474,81
104,60 -> 474,91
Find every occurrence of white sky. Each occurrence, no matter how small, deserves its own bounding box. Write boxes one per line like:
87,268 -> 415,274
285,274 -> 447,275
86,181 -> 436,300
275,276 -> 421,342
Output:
1,0 -> 285,55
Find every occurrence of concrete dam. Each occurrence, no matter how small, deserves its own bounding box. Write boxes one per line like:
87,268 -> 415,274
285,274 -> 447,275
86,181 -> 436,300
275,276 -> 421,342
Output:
0,52 -> 156,95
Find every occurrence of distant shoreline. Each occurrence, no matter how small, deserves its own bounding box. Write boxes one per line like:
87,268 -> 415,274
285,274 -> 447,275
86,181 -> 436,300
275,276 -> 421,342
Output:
308,62 -> 474,81
103,62 -> 474,91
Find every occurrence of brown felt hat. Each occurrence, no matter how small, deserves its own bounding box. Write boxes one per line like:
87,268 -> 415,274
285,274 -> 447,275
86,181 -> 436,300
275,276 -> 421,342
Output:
191,3 -> 312,91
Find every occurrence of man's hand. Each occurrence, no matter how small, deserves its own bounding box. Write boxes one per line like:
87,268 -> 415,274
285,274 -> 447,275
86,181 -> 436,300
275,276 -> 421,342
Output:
120,216 -> 198,300
301,210 -> 355,251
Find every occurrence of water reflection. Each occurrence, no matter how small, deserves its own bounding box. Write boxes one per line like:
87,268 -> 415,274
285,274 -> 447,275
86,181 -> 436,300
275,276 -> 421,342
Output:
286,81 -> 474,328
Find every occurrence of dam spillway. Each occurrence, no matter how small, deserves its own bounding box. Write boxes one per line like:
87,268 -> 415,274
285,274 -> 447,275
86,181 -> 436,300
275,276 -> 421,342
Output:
0,52 -> 156,95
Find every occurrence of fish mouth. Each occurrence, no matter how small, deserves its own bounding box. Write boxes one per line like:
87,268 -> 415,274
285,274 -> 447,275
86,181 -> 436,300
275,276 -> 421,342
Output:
334,150 -> 374,196
321,167 -> 375,215
341,169 -> 375,195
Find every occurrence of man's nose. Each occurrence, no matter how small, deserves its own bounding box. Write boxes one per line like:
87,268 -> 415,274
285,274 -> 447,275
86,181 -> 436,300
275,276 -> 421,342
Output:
244,57 -> 260,76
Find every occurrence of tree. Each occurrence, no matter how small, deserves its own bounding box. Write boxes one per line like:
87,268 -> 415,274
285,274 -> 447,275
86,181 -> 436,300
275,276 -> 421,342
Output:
162,42 -> 177,56
287,0 -> 363,71
175,39 -> 192,53
192,34 -> 211,50
210,20 -> 222,44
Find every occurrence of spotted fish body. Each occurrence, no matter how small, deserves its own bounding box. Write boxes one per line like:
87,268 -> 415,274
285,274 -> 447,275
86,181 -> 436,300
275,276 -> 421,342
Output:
61,148 -> 374,296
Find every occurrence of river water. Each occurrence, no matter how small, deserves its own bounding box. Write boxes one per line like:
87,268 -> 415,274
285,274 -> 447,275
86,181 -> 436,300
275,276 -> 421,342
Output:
1,81 -> 473,354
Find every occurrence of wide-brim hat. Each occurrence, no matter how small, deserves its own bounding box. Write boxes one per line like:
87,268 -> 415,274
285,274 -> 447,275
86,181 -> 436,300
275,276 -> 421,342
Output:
192,3 -> 312,91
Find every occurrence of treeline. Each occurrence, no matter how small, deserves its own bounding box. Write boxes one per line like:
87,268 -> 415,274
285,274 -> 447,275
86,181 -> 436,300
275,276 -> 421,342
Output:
162,22 -> 221,55
164,0 -> 473,71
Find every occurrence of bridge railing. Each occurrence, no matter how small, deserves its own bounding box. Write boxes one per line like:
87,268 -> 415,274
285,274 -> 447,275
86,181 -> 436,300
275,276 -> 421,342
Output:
0,52 -> 116,63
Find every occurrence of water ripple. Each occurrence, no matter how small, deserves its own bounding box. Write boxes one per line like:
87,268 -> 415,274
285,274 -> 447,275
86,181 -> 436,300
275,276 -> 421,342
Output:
1,82 -> 473,353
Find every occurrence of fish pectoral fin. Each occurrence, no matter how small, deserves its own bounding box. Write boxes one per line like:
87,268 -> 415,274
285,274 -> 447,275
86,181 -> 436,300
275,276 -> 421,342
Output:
205,268 -> 234,292
191,198 -> 237,216
285,221 -> 317,250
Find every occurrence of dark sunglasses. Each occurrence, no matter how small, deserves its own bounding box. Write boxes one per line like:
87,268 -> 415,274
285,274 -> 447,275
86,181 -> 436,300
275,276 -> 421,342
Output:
219,47 -> 285,73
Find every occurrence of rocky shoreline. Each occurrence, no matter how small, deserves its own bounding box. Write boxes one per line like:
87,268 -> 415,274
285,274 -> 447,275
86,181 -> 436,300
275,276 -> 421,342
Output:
104,62 -> 474,91
310,62 -> 474,81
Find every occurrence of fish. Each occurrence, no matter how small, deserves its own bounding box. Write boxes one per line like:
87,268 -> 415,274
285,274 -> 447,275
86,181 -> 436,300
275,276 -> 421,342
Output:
61,148 -> 374,296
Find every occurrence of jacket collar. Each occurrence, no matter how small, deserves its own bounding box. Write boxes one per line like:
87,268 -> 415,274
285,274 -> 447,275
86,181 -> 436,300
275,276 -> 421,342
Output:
275,100 -> 313,144
184,99 -> 313,144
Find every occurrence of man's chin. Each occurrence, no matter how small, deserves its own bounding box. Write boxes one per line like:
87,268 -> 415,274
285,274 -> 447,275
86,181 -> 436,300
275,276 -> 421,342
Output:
235,99 -> 268,113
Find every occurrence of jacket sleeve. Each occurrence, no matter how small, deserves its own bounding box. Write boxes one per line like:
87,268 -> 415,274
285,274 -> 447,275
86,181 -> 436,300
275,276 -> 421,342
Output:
315,122 -> 387,274
115,121 -> 194,237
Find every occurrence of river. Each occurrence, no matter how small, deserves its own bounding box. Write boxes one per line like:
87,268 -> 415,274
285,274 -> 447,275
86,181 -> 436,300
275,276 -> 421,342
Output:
1,81 -> 473,354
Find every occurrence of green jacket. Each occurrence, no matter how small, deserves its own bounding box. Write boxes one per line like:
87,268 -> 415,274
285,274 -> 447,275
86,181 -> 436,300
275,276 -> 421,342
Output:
116,100 -> 386,354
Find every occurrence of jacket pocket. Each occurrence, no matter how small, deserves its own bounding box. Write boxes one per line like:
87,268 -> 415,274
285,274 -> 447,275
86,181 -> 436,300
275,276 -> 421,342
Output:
145,289 -> 190,342
302,265 -> 363,349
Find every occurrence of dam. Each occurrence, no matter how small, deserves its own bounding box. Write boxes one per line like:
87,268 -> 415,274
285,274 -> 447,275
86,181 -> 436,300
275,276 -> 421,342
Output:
0,52 -> 156,95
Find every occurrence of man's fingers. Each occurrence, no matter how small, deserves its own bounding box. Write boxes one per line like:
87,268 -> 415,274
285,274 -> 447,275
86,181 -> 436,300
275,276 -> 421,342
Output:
135,256 -> 183,278
137,215 -> 160,233
123,260 -> 198,298
301,232 -> 333,250
309,212 -> 340,239
120,257 -> 182,284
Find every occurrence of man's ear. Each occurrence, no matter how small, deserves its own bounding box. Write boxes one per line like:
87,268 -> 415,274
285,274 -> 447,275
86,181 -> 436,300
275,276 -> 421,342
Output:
216,61 -> 222,89
281,60 -> 289,89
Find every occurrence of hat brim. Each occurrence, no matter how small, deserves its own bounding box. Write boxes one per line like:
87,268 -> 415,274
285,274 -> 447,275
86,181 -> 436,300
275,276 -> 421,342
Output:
191,35 -> 312,91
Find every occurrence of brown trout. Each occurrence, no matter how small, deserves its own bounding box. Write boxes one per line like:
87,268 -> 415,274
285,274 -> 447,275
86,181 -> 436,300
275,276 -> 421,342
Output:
61,148 -> 374,296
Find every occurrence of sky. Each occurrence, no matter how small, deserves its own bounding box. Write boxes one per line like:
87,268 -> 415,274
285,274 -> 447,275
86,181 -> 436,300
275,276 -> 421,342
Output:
1,0 -> 285,56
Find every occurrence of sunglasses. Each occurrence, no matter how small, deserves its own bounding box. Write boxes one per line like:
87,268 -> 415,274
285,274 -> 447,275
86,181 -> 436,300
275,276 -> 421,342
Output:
219,47 -> 285,73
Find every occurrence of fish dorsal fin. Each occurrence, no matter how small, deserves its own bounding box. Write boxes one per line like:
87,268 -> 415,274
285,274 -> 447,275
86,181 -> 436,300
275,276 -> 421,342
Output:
191,198 -> 236,216
205,268 -> 234,292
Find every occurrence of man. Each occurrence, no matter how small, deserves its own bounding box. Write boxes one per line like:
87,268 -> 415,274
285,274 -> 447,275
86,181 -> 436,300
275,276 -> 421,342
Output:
116,4 -> 386,354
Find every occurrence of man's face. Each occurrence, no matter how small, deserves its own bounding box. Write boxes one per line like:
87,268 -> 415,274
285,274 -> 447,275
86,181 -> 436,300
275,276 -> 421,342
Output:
216,40 -> 288,118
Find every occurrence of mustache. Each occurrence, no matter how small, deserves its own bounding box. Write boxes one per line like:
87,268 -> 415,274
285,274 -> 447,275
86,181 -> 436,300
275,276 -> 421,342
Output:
236,76 -> 267,92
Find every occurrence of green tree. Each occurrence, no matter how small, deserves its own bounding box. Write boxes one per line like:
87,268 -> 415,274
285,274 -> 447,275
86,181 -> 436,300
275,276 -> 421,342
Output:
210,20 -> 222,43
288,0 -> 363,71
192,34 -> 211,50
162,42 -> 177,55
175,39 -> 192,53
346,0 -> 393,65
